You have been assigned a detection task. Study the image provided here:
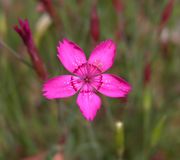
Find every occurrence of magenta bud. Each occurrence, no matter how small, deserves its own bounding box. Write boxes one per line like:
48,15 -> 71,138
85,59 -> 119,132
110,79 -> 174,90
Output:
14,19 -> 31,46
14,19 -> 48,80
90,4 -> 100,42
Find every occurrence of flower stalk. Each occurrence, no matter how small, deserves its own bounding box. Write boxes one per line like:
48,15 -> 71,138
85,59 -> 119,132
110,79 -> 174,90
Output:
112,0 -> 125,41
38,0 -> 61,29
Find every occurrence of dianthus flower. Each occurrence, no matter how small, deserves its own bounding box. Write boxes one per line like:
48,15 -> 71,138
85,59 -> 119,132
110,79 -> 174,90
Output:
43,39 -> 131,121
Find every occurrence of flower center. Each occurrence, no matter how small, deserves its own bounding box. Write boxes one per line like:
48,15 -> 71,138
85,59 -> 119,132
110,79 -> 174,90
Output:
84,77 -> 90,83
72,63 -> 103,91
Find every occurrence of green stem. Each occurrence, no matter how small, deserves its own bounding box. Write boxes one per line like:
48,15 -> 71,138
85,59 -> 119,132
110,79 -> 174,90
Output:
0,38 -> 32,68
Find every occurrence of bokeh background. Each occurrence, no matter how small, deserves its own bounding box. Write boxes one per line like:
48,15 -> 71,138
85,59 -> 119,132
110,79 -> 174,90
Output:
0,0 -> 180,159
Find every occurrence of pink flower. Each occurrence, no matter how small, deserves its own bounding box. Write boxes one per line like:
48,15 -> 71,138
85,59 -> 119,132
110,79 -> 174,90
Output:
42,39 -> 131,121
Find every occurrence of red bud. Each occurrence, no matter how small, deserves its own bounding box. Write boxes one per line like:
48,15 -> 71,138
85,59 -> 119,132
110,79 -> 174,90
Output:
90,4 -> 100,42
112,0 -> 124,13
159,0 -> 174,31
143,62 -> 151,86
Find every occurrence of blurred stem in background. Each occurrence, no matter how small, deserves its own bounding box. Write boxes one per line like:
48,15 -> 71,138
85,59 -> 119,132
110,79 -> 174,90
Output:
112,0 -> 126,42
0,38 -> 32,68
38,0 -> 62,31
143,86 -> 152,158
115,121 -> 124,160
90,1 -> 100,44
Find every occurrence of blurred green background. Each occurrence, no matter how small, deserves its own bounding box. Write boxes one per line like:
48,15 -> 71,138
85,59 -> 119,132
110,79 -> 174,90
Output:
0,0 -> 180,159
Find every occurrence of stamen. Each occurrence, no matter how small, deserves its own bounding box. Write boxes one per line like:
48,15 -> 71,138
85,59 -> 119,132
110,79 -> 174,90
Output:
72,63 -> 102,91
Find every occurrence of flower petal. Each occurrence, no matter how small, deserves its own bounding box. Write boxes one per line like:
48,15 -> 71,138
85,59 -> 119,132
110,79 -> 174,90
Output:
88,39 -> 116,72
43,75 -> 82,99
92,74 -> 131,97
57,39 -> 87,74
77,88 -> 101,121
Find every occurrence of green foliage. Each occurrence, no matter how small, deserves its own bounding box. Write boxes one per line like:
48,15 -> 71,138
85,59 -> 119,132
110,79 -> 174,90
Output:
0,0 -> 180,159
